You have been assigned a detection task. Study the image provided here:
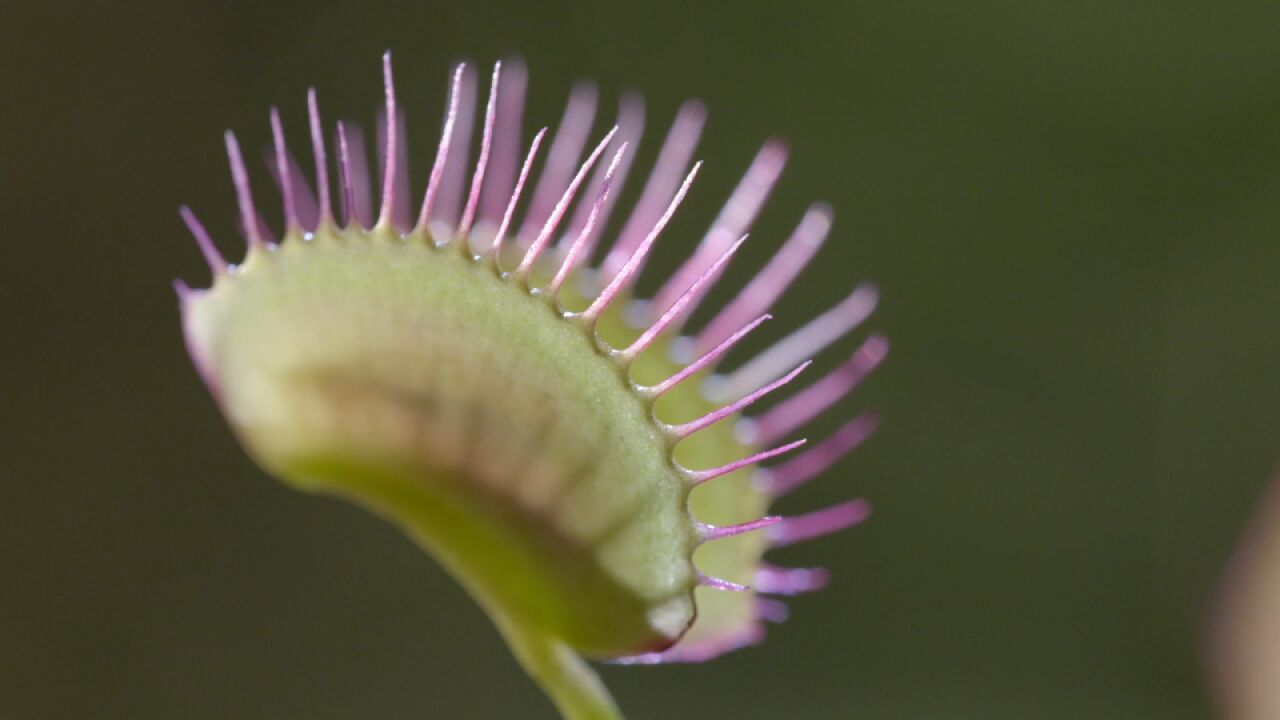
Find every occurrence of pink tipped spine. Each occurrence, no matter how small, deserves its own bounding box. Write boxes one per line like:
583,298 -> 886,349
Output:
651,140 -> 787,318
479,57 -> 527,229
686,438 -> 807,486
768,500 -> 871,547
306,89 -> 331,226
618,233 -> 746,362
649,314 -> 770,397
723,283 -> 879,401
376,52 -> 399,229
671,361 -> 811,440
754,565 -> 830,595
698,515 -> 782,543
697,574 -> 751,593
488,128 -> 547,264
602,100 -> 707,281
336,122 -> 359,228
697,203 -> 831,353
457,61 -> 502,240
759,412 -> 879,497
224,131 -> 264,248
519,82 -> 598,244
179,206 -> 225,274
582,161 -> 702,323
417,64 -> 465,233
269,108 -> 299,234
433,63 -> 477,234
514,126 -> 619,280
548,143 -> 626,295
751,334 -> 888,445
558,91 -> 644,256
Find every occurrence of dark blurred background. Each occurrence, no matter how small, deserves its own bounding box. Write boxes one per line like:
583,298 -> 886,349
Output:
4,2 -> 1280,718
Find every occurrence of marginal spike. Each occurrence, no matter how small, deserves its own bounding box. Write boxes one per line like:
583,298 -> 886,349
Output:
433,63 -> 477,235
602,99 -> 707,281
335,122 -> 360,228
514,126 -> 619,281
263,144 -> 319,232
373,52 -> 398,230
757,412 -> 879,497
698,515 -> 782,543
179,206 -> 226,275
224,131 -> 264,248
306,88 -> 331,226
647,314 -> 771,397
767,500 -> 870,548
696,203 -> 831,353
488,128 -> 547,266
754,564 -> 830,595
457,60 -> 501,241
651,140 -> 788,318
548,143 -> 626,296
697,574 -> 750,593
557,91 -> 644,255
617,233 -> 745,363
519,82 -> 598,244
685,438 -> 807,486
750,335 -> 888,445
756,597 -> 791,624
417,63 -> 465,233
268,108 -> 298,234
582,161 -> 702,323
478,57 -> 527,229
671,361 -> 810,440
718,283 -> 879,402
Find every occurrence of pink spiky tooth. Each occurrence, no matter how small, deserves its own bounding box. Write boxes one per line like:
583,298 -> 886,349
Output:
768,500 -> 872,548
306,88 -> 332,227
754,564 -> 831,595
696,515 -> 782,543
179,206 -> 225,276
456,60 -> 501,242
475,57 -> 527,235
554,92 -> 644,260
669,361 -> 810,440
580,160 -> 702,323
697,573 -> 751,592
685,438 -> 808,486
514,126 -> 620,282
646,313 -> 771,398
547,143 -> 627,297
417,63 -> 466,236
432,63 -> 478,236
610,623 -> 766,666
615,233 -> 746,364
601,99 -> 706,282
696,203 -> 831,354
650,140 -> 788,323
758,412 -> 880,497
486,128 -> 547,265
374,51 -> 400,232
336,121 -> 374,229
712,283 -> 880,403
747,334 -> 889,446
755,597 -> 791,624
518,81 -> 599,246
224,131 -> 268,249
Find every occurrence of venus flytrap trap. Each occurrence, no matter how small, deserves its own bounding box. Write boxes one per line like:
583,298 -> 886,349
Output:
176,52 -> 885,719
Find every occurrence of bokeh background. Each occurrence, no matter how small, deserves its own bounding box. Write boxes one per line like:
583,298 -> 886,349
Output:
5,2 -> 1280,718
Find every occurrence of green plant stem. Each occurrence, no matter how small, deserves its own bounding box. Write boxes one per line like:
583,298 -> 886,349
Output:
495,615 -> 623,720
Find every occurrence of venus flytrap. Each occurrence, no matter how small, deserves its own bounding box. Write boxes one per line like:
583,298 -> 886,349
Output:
177,53 -> 884,719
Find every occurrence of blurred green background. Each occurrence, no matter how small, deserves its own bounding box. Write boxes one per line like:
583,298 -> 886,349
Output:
4,1 -> 1280,717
